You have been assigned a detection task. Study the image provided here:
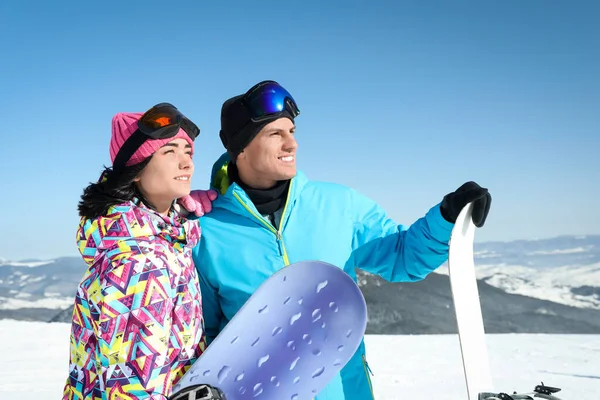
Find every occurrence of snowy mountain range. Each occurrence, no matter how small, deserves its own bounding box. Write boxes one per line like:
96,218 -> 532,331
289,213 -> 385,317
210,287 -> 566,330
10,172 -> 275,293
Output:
0,257 -> 82,315
1,235 -> 599,333
440,234 -> 600,310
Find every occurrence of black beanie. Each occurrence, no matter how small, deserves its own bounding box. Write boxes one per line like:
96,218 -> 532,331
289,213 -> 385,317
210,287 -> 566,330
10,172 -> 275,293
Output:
219,93 -> 294,162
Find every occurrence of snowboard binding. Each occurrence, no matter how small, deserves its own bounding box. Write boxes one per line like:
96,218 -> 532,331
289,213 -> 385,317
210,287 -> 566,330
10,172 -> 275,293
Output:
479,382 -> 562,400
169,384 -> 227,400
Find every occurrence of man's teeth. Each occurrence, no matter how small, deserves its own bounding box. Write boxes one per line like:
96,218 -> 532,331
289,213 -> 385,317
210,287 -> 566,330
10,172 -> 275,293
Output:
279,156 -> 294,162
175,176 -> 189,181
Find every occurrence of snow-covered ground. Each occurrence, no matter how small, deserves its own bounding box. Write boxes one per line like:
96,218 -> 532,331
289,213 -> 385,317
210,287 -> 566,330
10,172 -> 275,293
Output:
1,320 -> 598,399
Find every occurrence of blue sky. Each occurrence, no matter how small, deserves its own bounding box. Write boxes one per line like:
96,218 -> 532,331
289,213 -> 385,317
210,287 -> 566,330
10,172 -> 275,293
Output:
0,0 -> 598,260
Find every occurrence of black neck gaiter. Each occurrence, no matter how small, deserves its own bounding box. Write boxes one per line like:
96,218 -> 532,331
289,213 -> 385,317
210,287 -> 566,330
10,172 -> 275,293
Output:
228,163 -> 290,215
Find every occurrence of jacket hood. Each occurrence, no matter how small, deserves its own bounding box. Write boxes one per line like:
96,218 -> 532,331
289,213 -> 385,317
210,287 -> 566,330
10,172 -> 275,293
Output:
76,198 -> 200,266
206,152 -> 311,229
210,152 -> 233,195
209,151 -> 308,196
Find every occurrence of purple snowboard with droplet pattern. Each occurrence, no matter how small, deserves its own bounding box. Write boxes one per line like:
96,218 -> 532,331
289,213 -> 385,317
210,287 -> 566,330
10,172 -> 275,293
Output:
171,260 -> 368,400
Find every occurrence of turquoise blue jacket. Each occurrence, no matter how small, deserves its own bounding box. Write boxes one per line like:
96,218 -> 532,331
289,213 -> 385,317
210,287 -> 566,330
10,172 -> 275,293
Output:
193,153 -> 454,400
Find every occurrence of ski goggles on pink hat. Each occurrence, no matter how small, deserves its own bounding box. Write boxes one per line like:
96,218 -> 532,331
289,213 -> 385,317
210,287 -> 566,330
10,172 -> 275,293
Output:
241,80 -> 300,122
136,102 -> 200,140
113,102 -> 199,173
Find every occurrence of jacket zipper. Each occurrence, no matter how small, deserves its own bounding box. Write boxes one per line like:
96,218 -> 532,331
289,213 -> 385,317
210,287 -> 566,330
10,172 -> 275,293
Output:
234,184 -> 313,399
232,181 -> 293,266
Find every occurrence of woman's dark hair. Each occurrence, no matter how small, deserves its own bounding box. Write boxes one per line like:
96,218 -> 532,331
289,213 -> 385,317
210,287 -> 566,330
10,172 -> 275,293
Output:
78,158 -> 153,219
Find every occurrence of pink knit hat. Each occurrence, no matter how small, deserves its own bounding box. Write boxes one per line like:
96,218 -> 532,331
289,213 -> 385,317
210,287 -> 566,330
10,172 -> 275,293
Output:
109,112 -> 195,167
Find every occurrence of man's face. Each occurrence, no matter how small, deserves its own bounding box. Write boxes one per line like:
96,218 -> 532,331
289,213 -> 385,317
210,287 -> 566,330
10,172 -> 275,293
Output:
236,117 -> 298,188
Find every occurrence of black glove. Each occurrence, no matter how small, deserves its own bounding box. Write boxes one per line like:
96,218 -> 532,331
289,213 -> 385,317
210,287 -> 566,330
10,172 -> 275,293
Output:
440,181 -> 491,228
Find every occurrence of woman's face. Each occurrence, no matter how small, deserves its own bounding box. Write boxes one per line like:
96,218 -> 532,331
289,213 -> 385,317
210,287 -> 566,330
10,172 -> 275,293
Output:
135,138 -> 194,214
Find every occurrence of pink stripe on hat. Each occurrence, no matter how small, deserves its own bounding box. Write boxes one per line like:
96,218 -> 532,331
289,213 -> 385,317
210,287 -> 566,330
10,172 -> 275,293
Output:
110,112 -> 194,167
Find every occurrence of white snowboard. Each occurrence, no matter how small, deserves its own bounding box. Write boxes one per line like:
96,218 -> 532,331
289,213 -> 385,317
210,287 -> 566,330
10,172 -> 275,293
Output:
448,202 -> 494,399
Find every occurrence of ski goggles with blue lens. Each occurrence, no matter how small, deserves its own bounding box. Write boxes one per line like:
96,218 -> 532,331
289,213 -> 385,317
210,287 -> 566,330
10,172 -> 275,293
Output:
241,80 -> 300,122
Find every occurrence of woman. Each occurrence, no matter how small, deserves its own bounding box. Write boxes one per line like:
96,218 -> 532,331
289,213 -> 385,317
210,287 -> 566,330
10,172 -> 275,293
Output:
62,103 -> 216,400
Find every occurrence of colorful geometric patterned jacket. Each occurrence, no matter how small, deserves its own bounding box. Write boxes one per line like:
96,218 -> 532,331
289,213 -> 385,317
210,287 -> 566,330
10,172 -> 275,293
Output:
62,199 -> 206,400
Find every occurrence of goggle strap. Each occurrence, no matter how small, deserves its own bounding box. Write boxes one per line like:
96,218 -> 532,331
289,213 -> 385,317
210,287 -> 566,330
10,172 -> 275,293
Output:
285,97 -> 299,117
112,128 -> 148,174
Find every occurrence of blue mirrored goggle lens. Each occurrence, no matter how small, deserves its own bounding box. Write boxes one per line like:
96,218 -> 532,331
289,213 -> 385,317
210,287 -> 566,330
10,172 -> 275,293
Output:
245,82 -> 299,120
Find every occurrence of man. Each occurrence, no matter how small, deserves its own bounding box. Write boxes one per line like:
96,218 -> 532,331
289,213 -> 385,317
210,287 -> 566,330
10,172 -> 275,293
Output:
189,80 -> 491,400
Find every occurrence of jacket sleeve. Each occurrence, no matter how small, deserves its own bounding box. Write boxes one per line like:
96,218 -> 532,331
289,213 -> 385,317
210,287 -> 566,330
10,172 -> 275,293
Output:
95,245 -> 175,399
350,189 -> 454,282
198,274 -> 223,345
193,243 -> 224,346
